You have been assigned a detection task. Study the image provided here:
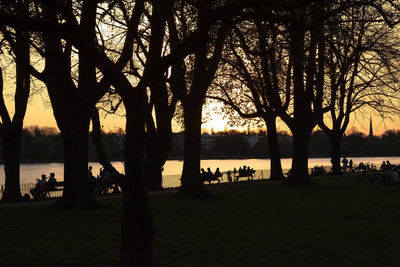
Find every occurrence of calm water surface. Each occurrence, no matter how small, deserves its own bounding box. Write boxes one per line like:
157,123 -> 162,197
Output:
0,156 -> 399,185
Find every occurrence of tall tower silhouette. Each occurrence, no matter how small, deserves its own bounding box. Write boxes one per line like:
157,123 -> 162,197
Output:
369,115 -> 373,137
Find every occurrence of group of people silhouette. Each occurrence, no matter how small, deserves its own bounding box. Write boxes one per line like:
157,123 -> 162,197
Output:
341,157 -> 353,172
342,157 -> 380,172
200,167 -> 223,183
367,163 -> 399,185
36,172 -> 57,188
29,166 -> 119,200
30,172 -> 58,200
88,166 -> 120,195
226,165 -> 255,182
380,160 -> 393,171
200,167 -> 221,177
200,165 -> 256,183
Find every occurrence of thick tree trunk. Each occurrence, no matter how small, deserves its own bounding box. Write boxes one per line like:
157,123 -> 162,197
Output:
44,72 -> 97,209
43,25 -> 97,209
285,23 -> 313,186
60,116 -> 97,209
287,129 -> 313,185
179,100 -> 208,197
145,71 -> 173,191
120,93 -> 154,267
264,116 -> 284,181
329,133 -> 342,175
1,129 -> 22,202
144,133 -> 171,190
0,18 -> 30,202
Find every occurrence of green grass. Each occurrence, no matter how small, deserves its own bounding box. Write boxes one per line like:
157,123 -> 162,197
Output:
1,175 -> 400,266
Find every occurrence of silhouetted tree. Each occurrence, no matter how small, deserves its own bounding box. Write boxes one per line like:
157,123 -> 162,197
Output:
210,16 -> 289,180
141,2 -> 177,191
168,2 -> 230,196
0,0 -> 30,202
318,5 -> 400,174
38,3 -> 97,209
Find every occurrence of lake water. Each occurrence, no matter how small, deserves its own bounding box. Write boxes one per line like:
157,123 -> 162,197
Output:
0,156 -> 398,187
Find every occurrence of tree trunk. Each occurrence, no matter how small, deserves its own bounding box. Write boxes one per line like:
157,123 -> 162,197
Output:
144,133 -> 171,191
60,116 -> 97,209
329,133 -> 342,175
179,100 -> 208,197
44,72 -> 97,209
42,18 -> 97,209
145,70 -> 173,191
285,23 -> 313,186
0,7 -> 30,202
144,159 -> 163,190
264,115 -> 284,180
90,106 -> 121,178
287,129 -> 313,185
1,128 -> 22,202
120,92 -> 154,267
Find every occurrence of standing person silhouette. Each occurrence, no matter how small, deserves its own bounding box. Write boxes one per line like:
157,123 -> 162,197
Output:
341,157 -> 348,172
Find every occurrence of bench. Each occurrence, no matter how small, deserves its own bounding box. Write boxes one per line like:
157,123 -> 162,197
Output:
201,173 -> 222,184
45,182 -> 64,198
47,181 -> 64,191
234,170 -> 255,182
30,181 -> 64,200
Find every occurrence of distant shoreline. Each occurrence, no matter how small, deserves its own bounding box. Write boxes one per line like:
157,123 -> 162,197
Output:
3,154 -> 400,164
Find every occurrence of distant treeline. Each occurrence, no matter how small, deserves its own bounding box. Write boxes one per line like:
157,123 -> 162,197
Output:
188,129 -> 400,159
0,126 -> 124,163
4,126 -> 399,164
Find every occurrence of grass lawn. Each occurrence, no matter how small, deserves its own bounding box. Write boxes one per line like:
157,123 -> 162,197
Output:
1,175 -> 400,266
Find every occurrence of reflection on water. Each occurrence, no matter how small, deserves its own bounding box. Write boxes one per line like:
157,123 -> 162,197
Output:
0,156 -> 399,186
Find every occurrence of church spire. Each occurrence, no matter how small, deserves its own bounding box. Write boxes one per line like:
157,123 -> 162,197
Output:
369,115 -> 373,137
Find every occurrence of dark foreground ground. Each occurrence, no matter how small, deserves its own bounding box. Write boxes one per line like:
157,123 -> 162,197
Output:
1,175 -> 399,266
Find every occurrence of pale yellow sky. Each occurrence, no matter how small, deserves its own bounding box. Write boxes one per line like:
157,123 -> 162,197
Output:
201,102 -> 400,136
3,78 -> 399,135
20,91 -> 400,135
4,84 -> 125,132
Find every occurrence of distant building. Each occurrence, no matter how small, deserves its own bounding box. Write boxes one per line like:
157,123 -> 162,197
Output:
369,115 -> 373,137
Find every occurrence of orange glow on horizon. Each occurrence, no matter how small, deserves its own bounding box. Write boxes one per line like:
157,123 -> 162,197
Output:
9,86 -> 400,136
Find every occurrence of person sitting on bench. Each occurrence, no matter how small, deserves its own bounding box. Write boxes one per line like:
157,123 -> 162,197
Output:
214,167 -> 222,177
47,172 -> 57,190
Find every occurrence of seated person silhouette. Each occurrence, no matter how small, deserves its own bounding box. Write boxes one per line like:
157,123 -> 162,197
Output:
214,167 -> 222,177
227,170 -> 232,182
39,174 -> 47,186
47,172 -> 57,190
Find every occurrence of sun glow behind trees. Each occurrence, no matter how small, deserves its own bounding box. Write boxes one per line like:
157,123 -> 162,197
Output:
5,89 -> 399,135
1,3 -> 399,136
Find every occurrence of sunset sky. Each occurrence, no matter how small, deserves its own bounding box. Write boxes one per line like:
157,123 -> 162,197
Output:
2,63 -> 398,135
17,88 -> 400,135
